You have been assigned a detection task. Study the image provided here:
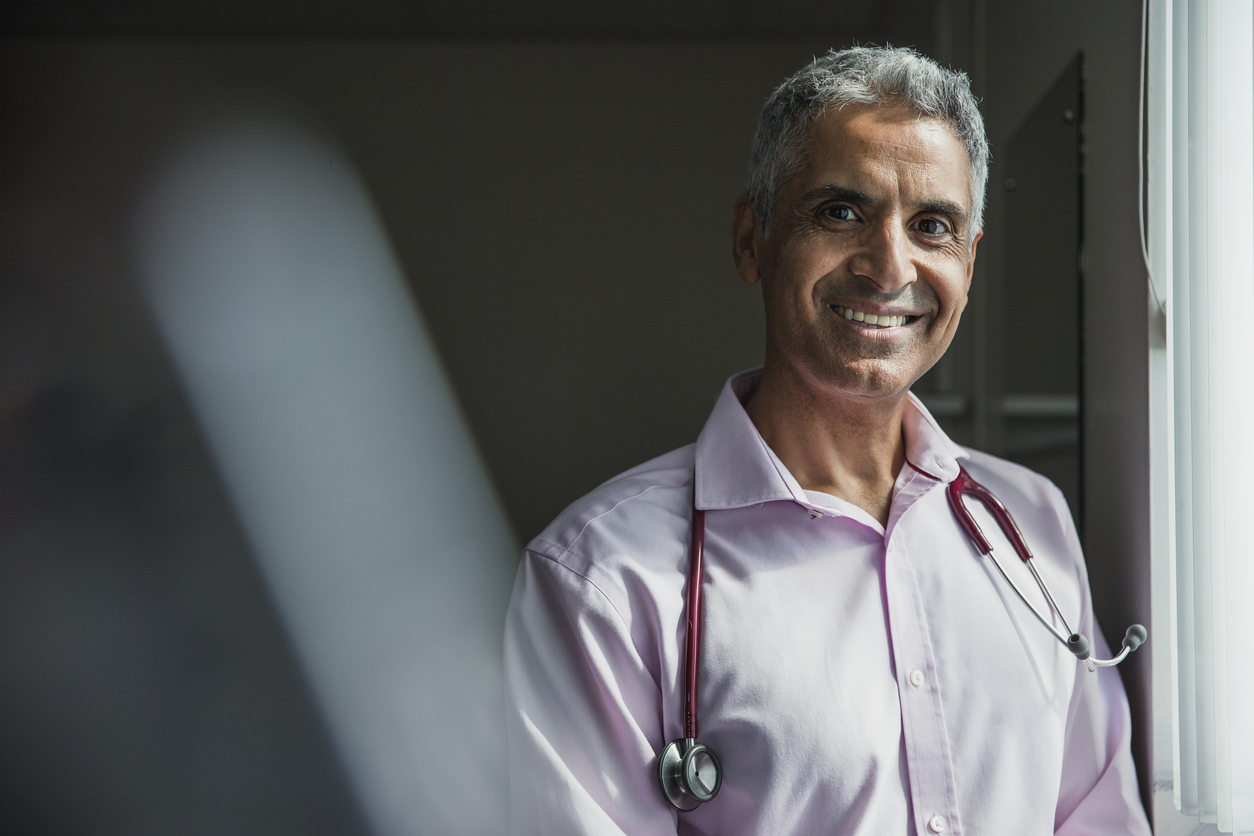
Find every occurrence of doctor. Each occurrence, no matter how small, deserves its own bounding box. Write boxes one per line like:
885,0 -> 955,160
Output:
504,46 -> 1152,835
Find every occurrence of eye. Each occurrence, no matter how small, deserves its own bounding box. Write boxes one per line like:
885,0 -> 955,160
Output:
916,217 -> 950,235
822,205 -> 857,221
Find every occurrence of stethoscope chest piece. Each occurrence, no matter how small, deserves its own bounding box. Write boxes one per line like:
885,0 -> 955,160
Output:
658,737 -> 722,811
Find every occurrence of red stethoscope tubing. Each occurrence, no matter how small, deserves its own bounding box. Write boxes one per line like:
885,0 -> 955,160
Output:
684,508 -> 706,741
946,465 -> 1078,645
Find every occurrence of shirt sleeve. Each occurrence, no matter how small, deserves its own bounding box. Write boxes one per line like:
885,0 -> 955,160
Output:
1049,486 -> 1153,836
503,547 -> 678,836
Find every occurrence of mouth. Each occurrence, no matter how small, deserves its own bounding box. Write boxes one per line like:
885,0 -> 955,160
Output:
829,304 -> 918,329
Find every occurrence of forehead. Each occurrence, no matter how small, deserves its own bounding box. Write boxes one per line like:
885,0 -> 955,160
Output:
794,104 -> 972,204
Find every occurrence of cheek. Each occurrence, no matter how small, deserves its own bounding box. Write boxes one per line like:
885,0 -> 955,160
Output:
767,251 -> 829,312
920,282 -> 968,345
927,253 -> 972,314
777,226 -> 841,275
948,283 -> 970,316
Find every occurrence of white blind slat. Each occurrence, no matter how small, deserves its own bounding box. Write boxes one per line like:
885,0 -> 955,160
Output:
1149,0 -> 1254,832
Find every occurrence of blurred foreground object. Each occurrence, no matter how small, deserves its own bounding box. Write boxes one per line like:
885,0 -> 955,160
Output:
136,118 -> 515,835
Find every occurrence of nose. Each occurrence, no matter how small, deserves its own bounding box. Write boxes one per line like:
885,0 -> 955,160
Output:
847,220 -> 915,292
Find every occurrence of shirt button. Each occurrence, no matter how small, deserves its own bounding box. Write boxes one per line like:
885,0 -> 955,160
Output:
909,669 -> 925,687
929,814 -> 948,832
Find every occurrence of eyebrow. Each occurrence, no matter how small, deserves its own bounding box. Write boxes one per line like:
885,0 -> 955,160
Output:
916,200 -> 970,228
799,185 -> 970,229
799,185 -> 871,206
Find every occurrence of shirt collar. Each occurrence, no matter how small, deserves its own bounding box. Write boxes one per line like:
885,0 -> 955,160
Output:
693,368 -> 968,511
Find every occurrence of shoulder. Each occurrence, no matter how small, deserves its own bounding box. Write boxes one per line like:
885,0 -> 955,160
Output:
522,444 -> 695,611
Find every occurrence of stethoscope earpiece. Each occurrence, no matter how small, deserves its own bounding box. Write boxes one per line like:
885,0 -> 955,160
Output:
1066,632 -> 1091,660
658,737 -> 722,812
1123,624 -> 1148,652
1068,623 -> 1149,668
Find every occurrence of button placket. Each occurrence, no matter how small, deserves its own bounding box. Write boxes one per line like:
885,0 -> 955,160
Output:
885,527 -> 962,836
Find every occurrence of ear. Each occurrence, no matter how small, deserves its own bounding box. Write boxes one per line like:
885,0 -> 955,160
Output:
732,195 -> 763,285
964,228 -> 983,289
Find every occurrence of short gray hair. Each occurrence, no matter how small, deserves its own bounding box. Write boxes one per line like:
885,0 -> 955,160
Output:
747,46 -> 989,239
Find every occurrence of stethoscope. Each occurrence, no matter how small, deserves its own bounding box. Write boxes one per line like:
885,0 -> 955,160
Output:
658,464 -> 1148,812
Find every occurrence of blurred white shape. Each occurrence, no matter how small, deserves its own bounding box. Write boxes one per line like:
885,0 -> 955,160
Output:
136,118 -> 515,835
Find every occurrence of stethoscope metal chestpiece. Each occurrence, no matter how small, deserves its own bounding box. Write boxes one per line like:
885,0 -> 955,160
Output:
658,737 -> 722,811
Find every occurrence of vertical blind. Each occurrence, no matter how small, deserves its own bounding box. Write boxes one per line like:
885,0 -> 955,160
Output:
1146,0 -> 1254,833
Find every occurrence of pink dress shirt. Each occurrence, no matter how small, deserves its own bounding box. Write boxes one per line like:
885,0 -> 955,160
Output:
504,369 -> 1152,835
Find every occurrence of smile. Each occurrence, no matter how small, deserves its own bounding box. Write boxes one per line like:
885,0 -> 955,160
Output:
829,305 -> 914,328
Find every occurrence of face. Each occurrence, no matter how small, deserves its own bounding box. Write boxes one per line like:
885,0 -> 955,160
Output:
734,104 -> 981,404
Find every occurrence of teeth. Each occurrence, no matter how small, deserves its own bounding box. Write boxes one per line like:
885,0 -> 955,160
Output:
833,306 -> 908,328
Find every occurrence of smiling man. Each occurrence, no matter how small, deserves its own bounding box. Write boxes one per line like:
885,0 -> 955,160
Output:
504,47 -> 1152,835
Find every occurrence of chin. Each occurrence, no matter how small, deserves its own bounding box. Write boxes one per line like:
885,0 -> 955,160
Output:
816,366 -> 915,404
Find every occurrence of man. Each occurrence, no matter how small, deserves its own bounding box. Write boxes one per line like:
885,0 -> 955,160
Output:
504,46 -> 1152,835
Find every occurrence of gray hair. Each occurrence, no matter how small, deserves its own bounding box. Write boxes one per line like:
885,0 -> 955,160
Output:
747,46 -> 989,240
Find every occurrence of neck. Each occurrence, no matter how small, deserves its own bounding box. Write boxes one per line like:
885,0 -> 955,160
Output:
744,360 -> 908,528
